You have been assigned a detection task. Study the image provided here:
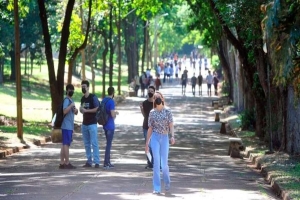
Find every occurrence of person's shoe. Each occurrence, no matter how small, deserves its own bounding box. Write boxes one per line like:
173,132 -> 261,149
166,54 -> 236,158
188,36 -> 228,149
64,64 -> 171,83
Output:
65,163 -> 76,169
82,163 -> 92,168
153,191 -> 160,194
103,163 -> 114,169
59,164 -> 65,169
95,164 -> 100,168
145,164 -> 153,169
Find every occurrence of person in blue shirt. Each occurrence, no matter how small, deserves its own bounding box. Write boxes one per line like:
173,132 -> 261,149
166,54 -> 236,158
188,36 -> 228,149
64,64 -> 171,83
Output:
59,84 -> 78,169
103,86 -> 119,169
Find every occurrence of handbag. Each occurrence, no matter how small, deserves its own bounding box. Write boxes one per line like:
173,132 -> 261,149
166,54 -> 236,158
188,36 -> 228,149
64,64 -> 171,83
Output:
51,128 -> 62,143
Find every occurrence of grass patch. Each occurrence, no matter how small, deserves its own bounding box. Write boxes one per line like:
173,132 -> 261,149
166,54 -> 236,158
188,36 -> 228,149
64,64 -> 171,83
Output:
0,123 -> 50,136
0,58 -> 130,141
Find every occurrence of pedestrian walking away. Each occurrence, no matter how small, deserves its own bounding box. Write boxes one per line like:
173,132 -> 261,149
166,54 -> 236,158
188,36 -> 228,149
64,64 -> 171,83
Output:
206,71 -> 213,96
59,83 -> 78,169
213,72 -> 219,96
80,80 -> 100,168
134,74 -> 140,97
191,73 -> 197,96
145,91 -> 176,194
155,75 -> 162,91
140,86 -> 156,169
198,73 -> 203,96
181,70 -> 188,96
102,87 -> 119,169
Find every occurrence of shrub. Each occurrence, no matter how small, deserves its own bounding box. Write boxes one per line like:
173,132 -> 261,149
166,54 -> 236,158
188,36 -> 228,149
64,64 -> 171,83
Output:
238,109 -> 256,130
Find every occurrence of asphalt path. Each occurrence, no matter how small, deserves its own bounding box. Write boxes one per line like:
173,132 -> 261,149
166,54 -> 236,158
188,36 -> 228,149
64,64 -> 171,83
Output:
0,78 -> 279,200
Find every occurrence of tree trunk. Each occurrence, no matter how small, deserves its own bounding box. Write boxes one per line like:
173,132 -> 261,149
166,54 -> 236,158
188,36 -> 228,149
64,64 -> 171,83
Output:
217,39 -> 233,100
124,10 -> 138,82
286,86 -> 300,154
38,0 -> 75,115
0,58 -> 3,84
80,0 -> 86,81
108,5 -> 114,87
10,49 -> 16,81
141,20 -> 147,75
102,32 -> 109,98
67,0 -> 92,84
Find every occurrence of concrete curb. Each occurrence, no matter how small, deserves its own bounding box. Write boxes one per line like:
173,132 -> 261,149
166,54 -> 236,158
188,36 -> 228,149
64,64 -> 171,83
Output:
0,145 -> 29,158
243,150 -> 292,200
220,102 -> 292,200
0,136 -> 52,159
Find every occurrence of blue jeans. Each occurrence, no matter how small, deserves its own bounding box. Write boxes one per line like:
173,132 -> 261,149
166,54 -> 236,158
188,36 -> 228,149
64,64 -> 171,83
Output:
150,132 -> 170,192
104,129 -> 114,165
143,129 -> 153,166
81,124 -> 100,165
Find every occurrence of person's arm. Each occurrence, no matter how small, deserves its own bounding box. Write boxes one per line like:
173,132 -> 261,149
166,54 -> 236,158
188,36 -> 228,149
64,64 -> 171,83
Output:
109,100 -> 119,118
145,126 -> 153,153
110,109 -> 119,118
63,99 -> 75,115
140,102 -> 145,117
80,96 -> 99,114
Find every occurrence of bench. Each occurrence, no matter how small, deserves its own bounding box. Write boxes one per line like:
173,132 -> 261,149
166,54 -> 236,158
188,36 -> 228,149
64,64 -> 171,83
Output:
129,91 -> 136,97
220,121 -> 228,134
214,110 -> 222,122
228,138 -> 245,158
212,100 -> 219,109
220,96 -> 230,105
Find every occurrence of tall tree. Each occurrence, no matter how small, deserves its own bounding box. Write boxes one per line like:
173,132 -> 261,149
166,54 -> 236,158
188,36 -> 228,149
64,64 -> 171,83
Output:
37,0 -> 75,115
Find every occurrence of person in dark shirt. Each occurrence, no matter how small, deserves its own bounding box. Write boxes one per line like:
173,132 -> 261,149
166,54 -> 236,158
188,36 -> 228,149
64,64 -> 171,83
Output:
191,73 -> 197,96
80,80 -> 100,168
140,86 -> 155,169
181,70 -> 188,96
198,73 -> 203,96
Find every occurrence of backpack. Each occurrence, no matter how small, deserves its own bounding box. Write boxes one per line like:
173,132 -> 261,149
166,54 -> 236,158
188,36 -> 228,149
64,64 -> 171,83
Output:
53,97 -> 70,129
96,98 -> 111,126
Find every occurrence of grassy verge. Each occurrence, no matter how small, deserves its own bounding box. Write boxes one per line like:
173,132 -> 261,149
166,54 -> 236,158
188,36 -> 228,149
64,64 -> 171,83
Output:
0,58 -> 130,141
226,112 -> 300,199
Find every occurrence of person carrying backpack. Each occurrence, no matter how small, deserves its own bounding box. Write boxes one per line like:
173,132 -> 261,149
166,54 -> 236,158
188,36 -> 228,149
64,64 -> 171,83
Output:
80,80 -> 100,168
102,86 -> 119,169
59,84 -> 78,169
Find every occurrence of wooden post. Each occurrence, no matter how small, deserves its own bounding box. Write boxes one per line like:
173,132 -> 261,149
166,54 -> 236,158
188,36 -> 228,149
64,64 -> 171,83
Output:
14,0 -> 23,140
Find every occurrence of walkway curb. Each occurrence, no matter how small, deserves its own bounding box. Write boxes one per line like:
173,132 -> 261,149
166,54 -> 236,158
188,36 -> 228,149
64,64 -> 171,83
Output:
0,145 -> 29,158
0,136 -> 52,159
244,150 -> 292,200
224,112 -> 292,200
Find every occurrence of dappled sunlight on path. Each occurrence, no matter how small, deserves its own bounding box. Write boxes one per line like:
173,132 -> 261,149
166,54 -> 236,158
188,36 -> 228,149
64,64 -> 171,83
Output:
0,81 -> 279,200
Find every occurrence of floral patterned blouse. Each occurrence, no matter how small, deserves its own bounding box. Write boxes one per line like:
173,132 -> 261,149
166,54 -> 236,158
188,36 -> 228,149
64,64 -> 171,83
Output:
148,108 -> 173,134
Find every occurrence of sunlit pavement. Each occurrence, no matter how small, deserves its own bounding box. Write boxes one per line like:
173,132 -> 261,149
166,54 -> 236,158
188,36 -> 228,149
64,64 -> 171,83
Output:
0,73 -> 279,199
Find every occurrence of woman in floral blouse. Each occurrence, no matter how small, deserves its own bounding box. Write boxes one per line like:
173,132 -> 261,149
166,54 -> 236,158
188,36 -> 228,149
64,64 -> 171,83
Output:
145,91 -> 176,194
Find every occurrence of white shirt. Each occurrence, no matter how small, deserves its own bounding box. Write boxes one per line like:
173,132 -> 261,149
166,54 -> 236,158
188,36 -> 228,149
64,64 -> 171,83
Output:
206,74 -> 213,84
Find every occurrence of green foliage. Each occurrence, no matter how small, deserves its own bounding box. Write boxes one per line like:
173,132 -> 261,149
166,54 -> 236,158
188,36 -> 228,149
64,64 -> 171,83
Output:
221,81 -> 229,96
0,122 -> 50,136
186,0 -> 222,47
211,55 -> 220,71
238,109 -> 256,131
264,1 -> 300,95
252,72 -> 265,98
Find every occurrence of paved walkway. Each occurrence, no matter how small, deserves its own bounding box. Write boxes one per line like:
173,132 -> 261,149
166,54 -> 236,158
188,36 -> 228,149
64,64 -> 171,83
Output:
0,81 -> 279,200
